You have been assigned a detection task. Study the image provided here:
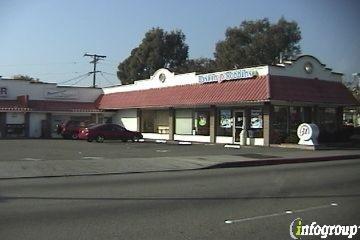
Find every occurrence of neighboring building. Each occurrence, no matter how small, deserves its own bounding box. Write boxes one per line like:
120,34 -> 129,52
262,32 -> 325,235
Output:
0,78 -> 102,138
0,55 -> 358,145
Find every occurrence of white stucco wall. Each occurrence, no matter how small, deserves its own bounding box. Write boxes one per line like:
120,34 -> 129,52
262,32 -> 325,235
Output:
0,79 -> 102,102
112,109 -> 138,131
29,113 -> 47,138
269,55 -> 342,82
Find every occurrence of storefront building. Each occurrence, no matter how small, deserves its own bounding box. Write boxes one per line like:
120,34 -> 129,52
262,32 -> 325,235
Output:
0,55 -> 357,145
98,55 -> 358,146
0,79 -> 103,138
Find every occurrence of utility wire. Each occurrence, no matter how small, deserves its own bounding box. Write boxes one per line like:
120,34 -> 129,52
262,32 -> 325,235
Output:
0,61 -> 85,67
100,72 -> 116,86
102,71 -> 117,76
58,72 -> 91,84
68,73 -> 92,86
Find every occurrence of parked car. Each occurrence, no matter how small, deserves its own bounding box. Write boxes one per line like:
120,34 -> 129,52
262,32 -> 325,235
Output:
57,120 -> 95,139
78,123 -> 143,143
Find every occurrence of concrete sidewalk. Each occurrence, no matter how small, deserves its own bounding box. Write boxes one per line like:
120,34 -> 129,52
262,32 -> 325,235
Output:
0,141 -> 359,179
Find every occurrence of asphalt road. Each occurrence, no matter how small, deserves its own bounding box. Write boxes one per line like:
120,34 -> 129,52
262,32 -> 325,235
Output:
1,159 -> 360,240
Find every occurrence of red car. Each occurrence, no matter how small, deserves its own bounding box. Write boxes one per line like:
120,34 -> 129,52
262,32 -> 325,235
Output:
57,120 -> 95,139
78,123 -> 143,143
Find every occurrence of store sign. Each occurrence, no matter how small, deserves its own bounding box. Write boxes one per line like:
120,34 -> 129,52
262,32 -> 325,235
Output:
220,110 -> 232,128
198,69 -> 258,84
297,123 -> 319,146
0,87 -> 8,97
250,109 -> 263,129
44,88 -> 78,99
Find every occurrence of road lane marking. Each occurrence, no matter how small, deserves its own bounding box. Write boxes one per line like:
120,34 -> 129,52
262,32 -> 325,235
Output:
224,202 -> 338,224
21,158 -> 42,161
156,149 -> 169,153
82,156 -> 104,160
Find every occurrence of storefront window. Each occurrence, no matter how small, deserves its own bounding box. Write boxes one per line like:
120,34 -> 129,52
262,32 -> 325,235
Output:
217,109 -> 232,136
289,106 -> 302,132
142,110 -> 169,134
318,107 -> 337,133
194,111 -> 210,135
272,106 -> 288,142
175,109 -> 193,135
249,108 -> 263,138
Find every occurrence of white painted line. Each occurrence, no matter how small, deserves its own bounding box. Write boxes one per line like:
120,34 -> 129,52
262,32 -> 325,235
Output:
156,150 -> 169,153
224,144 -> 241,149
21,158 -> 42,161
138,139 -> 145,142
178,141 -> 192,145
155,139 -> 167,143
82,156 -> 104,160
224,202 -> 338,224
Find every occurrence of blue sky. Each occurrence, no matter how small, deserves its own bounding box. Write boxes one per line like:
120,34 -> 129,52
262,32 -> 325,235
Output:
0,0 -> 359,87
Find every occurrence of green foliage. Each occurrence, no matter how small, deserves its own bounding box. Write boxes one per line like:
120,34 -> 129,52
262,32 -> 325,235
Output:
214,17 -> 302,69
12,74 -> 40,82
179,58 -> 218,74
117,17 -> 302,84
117,28 -> 189,85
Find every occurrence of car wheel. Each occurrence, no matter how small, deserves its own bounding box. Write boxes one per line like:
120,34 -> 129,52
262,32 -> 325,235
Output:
96,135 -> 104,143
131,136 -> 139,142
71,133 -> 78,140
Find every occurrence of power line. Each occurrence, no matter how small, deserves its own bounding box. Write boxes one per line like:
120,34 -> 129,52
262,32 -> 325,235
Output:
84,53 -> 107,88
58,72 -> 91,84
0,61 -> 84,67
102,71 -> 117,76
100,72 -> 116,86
68,73 -> 92,86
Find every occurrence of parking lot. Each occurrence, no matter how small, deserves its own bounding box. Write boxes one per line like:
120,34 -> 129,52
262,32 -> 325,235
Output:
0,139 -> 359,179
0,138 -> 311,162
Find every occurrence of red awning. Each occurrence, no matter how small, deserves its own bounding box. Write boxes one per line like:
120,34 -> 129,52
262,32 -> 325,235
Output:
28,100 -> 101,112
98,75 -> 270,109
269,75 -> 358,105
0,100 -> 29,111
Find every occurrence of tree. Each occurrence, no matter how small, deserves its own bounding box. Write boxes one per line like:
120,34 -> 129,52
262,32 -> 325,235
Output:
12,74 -> 40,82
117,28 -> 189,85
214,17 -> 302,70
179,58 -> 218,74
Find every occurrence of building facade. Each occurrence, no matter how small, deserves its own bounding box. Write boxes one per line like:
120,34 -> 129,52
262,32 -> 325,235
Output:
0,55 -> 357,145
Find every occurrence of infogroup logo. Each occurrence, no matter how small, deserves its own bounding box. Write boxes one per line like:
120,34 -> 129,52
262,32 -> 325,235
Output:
290,218 -> 359,239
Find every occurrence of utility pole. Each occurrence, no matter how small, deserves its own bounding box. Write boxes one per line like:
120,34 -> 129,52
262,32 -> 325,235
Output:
83,53 -> 106,88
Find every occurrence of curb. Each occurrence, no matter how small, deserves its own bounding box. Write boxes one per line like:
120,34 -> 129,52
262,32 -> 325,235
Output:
1,154 -> 359,180
202,154 -> 360,169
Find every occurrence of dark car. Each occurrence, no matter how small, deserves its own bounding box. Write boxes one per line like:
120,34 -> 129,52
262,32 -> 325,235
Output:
57,120 -> 95,139
78,123 -> 143,143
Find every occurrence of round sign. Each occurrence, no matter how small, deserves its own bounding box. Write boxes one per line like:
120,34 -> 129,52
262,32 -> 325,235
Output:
297,123 -> 319,141
159,73 -> 166,82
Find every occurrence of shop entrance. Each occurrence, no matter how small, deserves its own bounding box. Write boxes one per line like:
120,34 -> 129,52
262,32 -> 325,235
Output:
233,110 -> 245,143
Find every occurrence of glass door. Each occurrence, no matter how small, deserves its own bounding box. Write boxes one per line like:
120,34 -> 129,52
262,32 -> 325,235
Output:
233,110 -> 244,143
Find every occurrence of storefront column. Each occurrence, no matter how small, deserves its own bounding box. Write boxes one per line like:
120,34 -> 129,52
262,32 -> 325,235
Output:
263,103 -> 271,146
0,112 -> 6,138
210,105 -> 217,143
137,109 -> 142,132
168,108 -> 175,141
24,112 -> 30,138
